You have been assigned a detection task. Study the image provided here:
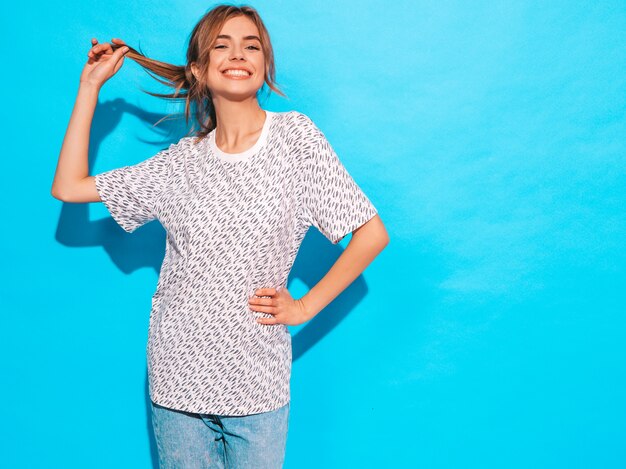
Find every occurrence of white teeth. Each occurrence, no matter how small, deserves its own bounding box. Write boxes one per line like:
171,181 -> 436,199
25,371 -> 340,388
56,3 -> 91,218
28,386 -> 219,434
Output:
223,69 -> 251,76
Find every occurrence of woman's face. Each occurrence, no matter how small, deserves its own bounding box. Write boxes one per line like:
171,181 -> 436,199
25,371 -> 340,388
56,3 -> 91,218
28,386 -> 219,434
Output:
198,15 -> 266,101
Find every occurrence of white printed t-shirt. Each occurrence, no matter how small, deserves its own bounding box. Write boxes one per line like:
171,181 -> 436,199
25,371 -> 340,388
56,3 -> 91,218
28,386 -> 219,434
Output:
94,110 -> 378,415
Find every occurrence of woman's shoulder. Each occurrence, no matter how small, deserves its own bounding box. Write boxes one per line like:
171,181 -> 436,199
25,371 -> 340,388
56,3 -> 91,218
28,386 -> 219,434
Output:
277,109 -> 313,125
169,134 -> 208,155
142,135 -> 204,170
270,110 -> 321,138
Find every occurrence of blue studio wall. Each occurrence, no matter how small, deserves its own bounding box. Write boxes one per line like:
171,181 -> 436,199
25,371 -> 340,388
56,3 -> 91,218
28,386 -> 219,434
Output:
1,1 -> 625,468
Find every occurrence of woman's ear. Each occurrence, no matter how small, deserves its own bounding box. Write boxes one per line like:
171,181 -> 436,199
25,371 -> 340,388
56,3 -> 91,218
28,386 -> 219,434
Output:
190,62 -> 199,81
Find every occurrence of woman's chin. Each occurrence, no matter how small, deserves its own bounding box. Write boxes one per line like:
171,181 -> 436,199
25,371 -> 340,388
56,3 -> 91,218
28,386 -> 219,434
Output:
211,86 -> 263,102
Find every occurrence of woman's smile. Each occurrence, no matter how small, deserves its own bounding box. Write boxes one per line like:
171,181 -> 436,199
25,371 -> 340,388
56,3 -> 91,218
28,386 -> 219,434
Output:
222,68 -> 253,79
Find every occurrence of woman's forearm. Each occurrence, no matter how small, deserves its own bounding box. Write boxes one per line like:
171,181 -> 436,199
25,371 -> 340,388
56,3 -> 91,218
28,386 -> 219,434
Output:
51,82 -> 99,200
300,215 -> 389,320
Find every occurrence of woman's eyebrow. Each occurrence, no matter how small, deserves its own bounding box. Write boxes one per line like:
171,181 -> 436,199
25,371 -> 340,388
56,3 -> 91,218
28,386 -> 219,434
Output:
216,34 -> 261,41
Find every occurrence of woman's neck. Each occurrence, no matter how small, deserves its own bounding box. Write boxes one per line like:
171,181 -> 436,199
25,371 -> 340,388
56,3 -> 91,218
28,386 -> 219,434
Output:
212,98 -> 266,153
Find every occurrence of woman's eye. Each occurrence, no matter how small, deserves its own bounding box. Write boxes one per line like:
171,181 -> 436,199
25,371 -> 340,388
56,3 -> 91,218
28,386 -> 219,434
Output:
214,44 -> 260,50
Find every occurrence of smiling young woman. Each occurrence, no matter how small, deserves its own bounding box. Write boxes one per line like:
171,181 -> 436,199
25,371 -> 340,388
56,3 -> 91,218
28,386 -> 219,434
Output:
51,4 -> 389,468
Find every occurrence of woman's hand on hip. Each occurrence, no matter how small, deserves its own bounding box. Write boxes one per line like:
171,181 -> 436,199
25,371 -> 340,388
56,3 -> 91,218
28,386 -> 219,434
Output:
249,287 -> 311,326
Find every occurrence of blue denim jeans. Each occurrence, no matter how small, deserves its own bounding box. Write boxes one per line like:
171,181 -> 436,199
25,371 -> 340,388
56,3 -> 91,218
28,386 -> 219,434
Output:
150,400 -> 290,469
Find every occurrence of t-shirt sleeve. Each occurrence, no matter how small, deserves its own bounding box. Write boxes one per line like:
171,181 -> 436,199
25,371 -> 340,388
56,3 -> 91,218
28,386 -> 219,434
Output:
94,145 -> 173,233
296,112 -> 378,244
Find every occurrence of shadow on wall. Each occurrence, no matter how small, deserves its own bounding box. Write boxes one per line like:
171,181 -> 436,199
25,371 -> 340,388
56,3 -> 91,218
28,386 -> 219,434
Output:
53,97 -> 372,469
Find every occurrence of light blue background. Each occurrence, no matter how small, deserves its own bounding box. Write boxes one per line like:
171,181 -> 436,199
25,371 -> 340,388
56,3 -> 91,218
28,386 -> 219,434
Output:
1,1 -> 625,468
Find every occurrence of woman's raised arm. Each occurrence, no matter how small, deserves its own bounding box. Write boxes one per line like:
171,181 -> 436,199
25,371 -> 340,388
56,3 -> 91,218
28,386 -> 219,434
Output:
51,38 -> 129,202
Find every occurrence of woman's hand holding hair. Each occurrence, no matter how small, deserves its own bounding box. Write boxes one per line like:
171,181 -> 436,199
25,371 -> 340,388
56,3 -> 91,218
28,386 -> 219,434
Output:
249,287 -> 313,327
51,38 -> 131,201
80,37 -> 130,90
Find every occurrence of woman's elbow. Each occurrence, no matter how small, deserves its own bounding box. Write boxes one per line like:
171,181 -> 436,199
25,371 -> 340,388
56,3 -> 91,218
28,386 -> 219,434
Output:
353,214 -> 390,248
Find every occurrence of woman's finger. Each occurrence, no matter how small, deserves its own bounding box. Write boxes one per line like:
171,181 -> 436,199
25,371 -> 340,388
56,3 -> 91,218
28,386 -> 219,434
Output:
251,304 -> 277,314
88,39 -> 97,56
92,42 -> 113,55
257,316 -> 278,325
254,287 -> 279,297
251,296 -> 275,306
111,44 -> 130,68
89,42 -> 108,57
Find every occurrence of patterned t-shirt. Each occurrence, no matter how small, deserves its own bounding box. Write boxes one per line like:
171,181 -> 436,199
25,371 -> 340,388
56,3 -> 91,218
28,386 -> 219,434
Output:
94,110 -> 378,415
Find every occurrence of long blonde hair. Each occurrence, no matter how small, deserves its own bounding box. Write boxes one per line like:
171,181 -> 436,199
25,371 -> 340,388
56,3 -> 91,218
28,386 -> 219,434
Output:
114,4 -> 286,141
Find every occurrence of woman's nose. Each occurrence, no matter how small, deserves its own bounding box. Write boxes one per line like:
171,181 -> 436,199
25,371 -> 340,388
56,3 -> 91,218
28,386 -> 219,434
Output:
229,48 -> 244,60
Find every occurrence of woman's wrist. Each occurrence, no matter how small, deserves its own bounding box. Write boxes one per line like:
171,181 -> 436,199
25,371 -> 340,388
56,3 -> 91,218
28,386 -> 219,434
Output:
297,294 -> 320,322
78,79 -> 102,94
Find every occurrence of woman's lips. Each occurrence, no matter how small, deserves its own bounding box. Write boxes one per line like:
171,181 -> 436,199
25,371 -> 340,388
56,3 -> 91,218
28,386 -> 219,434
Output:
222,70 -> 252,80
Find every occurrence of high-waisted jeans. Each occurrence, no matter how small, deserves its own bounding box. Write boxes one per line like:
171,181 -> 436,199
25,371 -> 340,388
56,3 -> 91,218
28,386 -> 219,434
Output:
150,400 -> 290,469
